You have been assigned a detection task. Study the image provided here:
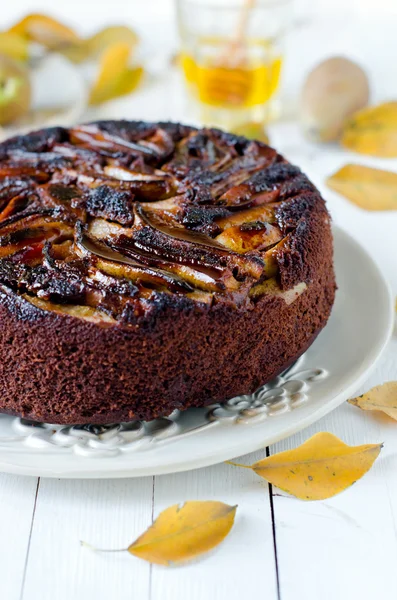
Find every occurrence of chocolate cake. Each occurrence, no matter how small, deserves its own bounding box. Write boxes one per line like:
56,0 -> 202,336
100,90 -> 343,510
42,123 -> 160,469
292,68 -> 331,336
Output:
0,121 -> 335,424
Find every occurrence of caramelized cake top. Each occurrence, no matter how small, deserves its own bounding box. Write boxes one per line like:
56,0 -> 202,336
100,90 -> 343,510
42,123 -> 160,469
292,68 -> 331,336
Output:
0,121 -> 321,325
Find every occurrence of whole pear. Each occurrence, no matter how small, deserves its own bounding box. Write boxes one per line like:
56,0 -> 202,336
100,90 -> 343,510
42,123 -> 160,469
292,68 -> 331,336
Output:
301,56 -> 369,142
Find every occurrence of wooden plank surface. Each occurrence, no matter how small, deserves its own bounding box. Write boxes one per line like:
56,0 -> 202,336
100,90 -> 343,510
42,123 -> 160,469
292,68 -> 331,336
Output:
21,478 -> 153,600
151,458 -> 279,600
0,475 -> 38,600
271,341 -> 397,600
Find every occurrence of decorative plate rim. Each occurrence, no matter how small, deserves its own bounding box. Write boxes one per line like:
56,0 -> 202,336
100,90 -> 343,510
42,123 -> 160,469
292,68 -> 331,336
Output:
0,356 -> 328,458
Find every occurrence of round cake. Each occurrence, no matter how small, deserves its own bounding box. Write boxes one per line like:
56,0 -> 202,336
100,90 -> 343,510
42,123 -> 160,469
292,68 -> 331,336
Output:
0,121 -> 335,424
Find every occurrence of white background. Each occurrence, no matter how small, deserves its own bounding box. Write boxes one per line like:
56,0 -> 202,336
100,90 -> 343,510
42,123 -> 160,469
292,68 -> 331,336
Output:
1,1 -> 397,599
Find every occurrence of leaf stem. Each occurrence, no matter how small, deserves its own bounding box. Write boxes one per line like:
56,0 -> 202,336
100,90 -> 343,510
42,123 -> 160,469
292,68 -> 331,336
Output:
80,541 -> 127,553
225,460 -> 252,469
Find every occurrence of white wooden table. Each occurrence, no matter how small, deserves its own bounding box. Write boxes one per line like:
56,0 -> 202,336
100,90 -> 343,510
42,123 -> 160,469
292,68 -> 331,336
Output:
2,2 -> 397,599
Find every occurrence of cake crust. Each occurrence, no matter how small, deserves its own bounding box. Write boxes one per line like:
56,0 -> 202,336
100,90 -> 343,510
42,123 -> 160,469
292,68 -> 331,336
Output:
0,121 -> 336,424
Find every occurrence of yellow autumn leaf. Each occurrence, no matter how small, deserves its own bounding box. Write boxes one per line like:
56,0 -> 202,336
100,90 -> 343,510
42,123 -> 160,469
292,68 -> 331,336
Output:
228,432 -> 382,500
89,42 -> 143,106
128,501 -> 237,565
326,164 -> 397,211
0,32 -> 29,62
56,25 -> 139,64
9,13 -> 80,50
231,122 -> 270,144
87,26 -> 138,57
342,101 -> 397,157
348,382 -> 397,421
57,40 -> 90,64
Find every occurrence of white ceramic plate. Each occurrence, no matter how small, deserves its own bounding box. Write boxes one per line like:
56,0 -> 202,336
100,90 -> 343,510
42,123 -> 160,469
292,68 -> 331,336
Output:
0,225 -> 392,478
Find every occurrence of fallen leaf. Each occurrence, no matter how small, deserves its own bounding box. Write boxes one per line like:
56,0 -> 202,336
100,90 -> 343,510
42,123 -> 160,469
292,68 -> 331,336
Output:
57,40 -> 90,64
326,164 -> 397,211
0,32 -> 29,62
55,25 -> 139,64
87,26 -> 138,57
231,122 -> 270,144
128,501 -> 237,565
342,101 -> 397,157
9,13 -> 80,50
348,382 -> 397,421
88,42 -> 143,106
228,432 -> 382,500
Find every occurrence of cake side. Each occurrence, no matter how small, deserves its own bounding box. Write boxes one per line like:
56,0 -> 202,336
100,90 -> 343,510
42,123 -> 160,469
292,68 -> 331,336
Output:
0,262 -> 334,424
0,121 -> 335,423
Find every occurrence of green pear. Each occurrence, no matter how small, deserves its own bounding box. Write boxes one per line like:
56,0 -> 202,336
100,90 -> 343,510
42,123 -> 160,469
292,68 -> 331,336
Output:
0,54 -> 31,125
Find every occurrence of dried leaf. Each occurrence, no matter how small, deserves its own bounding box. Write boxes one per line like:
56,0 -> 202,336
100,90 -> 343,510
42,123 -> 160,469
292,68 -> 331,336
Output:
231,122 -> 270,144
128,501 -> 237,565
87,26 -> 138,57
326,164 -> 397,211
342,101 -> 397,157
57,40 -> 90,64
9,13 -> 80,50
0,32 -> 29,62
228,432 -> 382,500
348,382 -> 397,421
56,25 -> 139,64
88,42 -> 143,106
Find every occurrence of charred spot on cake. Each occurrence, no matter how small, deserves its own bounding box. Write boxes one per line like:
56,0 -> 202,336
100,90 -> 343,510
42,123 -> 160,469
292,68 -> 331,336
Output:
240,221 -> 268,231
0,259 -> 29,288
0,127 -> 69,158
4,152 -> 71,174
246,163 -> 302,192
94,120 -> 192,145
0,283 -> 48,322
84,185 -> 135,226
275,192 -> 326,233
101,278 -> 138,297
157,122 -> 195,142
0,178 -> 33,201
126,290 -> 207,329
186,132 -> 218,159
180,205 -> 230,236
33,272 -> 85,304
93,120 -> 158,140
278,174 -> 317,201
47,184 -> 82,204
115,228 -> 227,271
274,216 -> 327,291
1,260 -> 85,304
205,128 -> 249,154
71,122 -> 180,166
